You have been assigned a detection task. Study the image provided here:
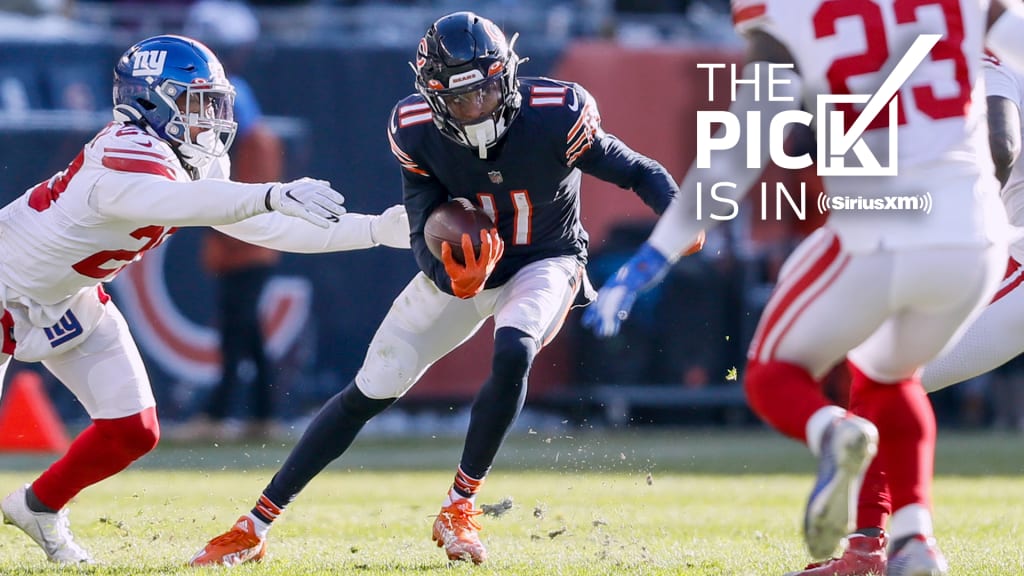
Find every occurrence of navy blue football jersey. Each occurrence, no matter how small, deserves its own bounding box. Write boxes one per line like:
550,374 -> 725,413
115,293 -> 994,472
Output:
388,77 -> 678,295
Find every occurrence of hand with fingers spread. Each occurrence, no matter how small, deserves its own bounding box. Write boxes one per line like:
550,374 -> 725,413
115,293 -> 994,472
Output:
442,228 -> 504,299
582,242 -> 672,338
265,177 -> 346,228
583,230 -> 705,338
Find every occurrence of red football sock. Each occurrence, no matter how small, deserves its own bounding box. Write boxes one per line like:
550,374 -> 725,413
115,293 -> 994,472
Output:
848,363 -> 933,513
745,359 -> 832,442
854,457 -> 891,531
848,363 -> 891,531
32,406 -> 159,510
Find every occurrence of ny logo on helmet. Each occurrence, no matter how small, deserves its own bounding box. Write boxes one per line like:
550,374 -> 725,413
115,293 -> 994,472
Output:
132,50 -> 167,78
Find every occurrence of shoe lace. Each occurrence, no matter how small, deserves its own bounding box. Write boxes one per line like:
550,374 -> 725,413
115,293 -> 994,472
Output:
43,509 -> 87,558
208,526 -> 260,548
438,502 -> 483,533
52,509 -> 79,547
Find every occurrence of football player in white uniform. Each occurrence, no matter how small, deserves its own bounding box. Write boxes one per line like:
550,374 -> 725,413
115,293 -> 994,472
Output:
789,51 -> 1024,576
585,1 -> 1024,574
920,52 -> 1024,393
0,35 -> 409,564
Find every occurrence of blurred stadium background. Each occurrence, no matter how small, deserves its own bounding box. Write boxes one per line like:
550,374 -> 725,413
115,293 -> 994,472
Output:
0,0 -> 1019,442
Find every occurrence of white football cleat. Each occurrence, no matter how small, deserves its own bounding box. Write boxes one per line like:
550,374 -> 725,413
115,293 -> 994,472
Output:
1,484 -> 93,564
805,416 -> 879,560
887,535 -> 949,576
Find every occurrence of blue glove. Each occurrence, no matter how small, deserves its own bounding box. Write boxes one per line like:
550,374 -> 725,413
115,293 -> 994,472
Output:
582,242 -> 671,338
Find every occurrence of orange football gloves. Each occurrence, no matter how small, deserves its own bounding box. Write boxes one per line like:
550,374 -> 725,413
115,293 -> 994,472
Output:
684,230 -> 706,256
442,228 -> 505,299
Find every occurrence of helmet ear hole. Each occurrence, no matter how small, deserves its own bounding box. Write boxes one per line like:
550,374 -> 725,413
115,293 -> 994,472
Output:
135,98 -> 157,111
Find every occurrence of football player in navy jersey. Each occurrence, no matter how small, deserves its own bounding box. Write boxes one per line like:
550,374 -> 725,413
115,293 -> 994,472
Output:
191,11 -> 700,567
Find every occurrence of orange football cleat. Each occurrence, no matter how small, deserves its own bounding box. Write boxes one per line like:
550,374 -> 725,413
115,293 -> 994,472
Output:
432,499 -> 487,564
189,516 -> 266,567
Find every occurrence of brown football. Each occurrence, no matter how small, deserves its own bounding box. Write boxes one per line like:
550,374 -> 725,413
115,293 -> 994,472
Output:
424,198 -> 495,265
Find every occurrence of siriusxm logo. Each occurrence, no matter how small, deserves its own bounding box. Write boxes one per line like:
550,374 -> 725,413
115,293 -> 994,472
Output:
817,192 -> 932,214
695,183 -> 933,222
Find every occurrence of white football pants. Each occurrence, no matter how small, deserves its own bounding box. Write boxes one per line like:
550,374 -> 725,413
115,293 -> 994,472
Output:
922,254 -> 1024,392
0,301 -> 155,420
749,227 -> 1003,383
355,256 -> 582,399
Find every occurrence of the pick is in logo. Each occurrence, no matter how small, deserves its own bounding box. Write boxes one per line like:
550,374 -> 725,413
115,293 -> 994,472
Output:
696,34 -> 940,178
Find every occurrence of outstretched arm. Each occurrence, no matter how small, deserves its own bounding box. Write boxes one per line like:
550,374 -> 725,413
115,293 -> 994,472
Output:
584,29 -> 802,338
91,170 -> 272,225
214,204 -> 410,253
649,29 -> 801,259
91,172 -> 346,229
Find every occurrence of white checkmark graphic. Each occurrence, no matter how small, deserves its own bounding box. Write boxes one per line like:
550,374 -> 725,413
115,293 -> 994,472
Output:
833,34 -> 941,155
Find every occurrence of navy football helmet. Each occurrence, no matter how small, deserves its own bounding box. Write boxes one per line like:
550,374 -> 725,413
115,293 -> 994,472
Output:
412,12 -> 523,158
113,35 -> 237,169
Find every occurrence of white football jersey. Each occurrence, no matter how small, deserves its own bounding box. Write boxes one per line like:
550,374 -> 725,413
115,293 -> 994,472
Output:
0,122 -> 267,306
733,0 -> 1002,251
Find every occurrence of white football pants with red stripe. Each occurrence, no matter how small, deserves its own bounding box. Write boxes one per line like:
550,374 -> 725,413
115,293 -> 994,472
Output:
749,227 -> 1003,383
921,253 -> 1024,392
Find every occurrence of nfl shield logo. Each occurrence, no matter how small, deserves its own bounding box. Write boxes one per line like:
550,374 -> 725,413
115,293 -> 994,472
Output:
488,171 -> 503,184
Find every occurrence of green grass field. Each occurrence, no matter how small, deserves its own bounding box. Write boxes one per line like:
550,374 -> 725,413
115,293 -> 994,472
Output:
0,430 -> 1020,575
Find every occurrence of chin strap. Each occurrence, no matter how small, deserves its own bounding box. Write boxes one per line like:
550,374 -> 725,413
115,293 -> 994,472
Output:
474,125 -> 488,159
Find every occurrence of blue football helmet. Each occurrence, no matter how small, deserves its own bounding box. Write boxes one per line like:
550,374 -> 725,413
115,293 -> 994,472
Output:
412,12 -> 524,158
113,35 -> 237,169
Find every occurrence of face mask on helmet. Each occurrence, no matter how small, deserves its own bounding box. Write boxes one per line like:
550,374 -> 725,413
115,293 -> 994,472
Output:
112,35 -> 238,169
438,75 -> 506,156
165,84 -> 236,168
412,12 -> 526,159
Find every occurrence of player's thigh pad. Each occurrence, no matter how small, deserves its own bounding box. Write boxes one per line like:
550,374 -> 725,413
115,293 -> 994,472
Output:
492,256 -> 581,345
6,285 -> 109,363
41,303 -> 155,420
356,273 -> 491,399
849,244 -> 1003,382
750,229 -> 893,378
